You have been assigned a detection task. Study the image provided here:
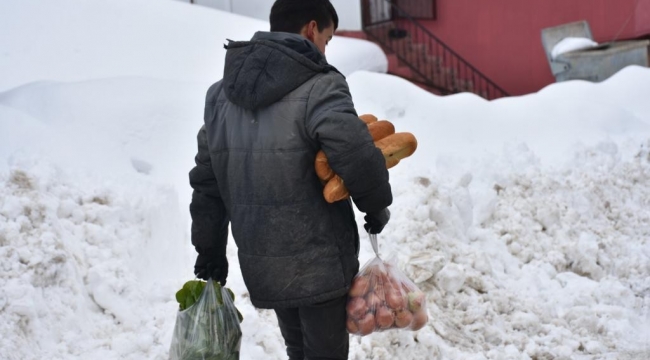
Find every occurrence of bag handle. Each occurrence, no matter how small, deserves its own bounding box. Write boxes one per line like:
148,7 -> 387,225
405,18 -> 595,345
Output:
369,232 -> 379,257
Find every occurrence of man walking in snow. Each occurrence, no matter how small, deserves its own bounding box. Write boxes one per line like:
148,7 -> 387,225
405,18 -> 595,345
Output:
188,0 -> 392,358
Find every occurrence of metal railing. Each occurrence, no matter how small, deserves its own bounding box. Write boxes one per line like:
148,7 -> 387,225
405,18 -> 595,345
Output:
361,0 -> 509,100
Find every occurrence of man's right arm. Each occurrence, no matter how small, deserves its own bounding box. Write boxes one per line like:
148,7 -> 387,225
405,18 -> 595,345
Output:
305,73 -> 392,216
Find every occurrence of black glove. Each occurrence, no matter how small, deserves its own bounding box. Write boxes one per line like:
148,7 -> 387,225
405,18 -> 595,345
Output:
364,208 -> 390,234
194,252 -> 228,286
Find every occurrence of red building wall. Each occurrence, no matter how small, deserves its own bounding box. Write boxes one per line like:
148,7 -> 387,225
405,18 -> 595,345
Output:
411,0 -> 650,95
637,0 -> 650,35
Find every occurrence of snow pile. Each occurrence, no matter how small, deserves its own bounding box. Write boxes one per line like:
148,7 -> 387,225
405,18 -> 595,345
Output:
347,67 -> 650,167
328,36 -> 388,75
184,0 -> 363,31
0,162 -> 189,359
0,78 -> 207,206
551,37 -> 599,59
353,142 -> 650,359
0,0 -> 386,92
1,0 -> 650,359
343,68 -> 650,359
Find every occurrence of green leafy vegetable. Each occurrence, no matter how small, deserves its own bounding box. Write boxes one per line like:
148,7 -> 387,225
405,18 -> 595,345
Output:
170,280 -> 243,360
175,280 -> 243,322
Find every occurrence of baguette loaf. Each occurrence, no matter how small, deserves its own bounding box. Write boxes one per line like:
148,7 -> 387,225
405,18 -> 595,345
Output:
314,119 -> 395,182
375,132 -> 418,168
367,120 -> 396,142
321,132 -> 418,203
314,150 -> 334,181
323,175 -> 349,203
359,114 -> 378,124
315,113 -> 418,204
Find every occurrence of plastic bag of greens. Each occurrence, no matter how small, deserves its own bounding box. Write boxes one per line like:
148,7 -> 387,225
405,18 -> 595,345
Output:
169,279 -> 243,360
346,234 -> 428,336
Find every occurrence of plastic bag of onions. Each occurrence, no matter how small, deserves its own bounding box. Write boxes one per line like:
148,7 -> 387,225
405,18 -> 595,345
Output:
346,234 -> 428,336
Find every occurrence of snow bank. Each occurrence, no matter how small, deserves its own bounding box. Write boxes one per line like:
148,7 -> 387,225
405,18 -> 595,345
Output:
0,0 -> 386,92
1,0 -> 649,359
328,36 -> 388,75
0,162 -> 190,359
2,65 -> 646,360
551,37 -> 599,59
344,67 -> 650,359
351,141 -> 650,359
347,67 -> 650,169
0,78 -> 206,200
0,77 -> 204,359
182,0 -> 363,31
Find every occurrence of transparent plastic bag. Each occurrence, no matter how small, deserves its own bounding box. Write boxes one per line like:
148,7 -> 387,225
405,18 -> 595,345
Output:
346,234 -> 428,336
169,279 -> 242,360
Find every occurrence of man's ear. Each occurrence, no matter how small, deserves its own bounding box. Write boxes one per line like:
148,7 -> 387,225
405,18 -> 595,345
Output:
306,20 -> 318,41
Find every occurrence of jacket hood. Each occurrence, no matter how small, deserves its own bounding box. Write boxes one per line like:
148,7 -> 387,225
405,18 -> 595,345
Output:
222,31 -> 338,110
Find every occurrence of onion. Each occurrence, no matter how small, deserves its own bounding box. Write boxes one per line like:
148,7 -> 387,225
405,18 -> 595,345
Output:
402,283 -> 414,294
410,309 -> 428,331
373,281 -> 386,298
365,292 -> 382,310
346,297 -> 368,319
349,276 -> 369,297
378,272 -> 390,286
386,289 -> 407,310
376,306 -> 395,329
357,313 -> 376,336
346,318 -> 359,334
408,291 -> 425,312
394,309 -> 413,328
389,277 -> 403,292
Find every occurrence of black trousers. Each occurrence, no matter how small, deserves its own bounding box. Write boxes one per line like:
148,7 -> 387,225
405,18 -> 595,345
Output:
273,295 -> 349,360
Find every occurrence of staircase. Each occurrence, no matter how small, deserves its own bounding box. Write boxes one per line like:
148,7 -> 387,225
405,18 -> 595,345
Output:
344,0 -> 509,100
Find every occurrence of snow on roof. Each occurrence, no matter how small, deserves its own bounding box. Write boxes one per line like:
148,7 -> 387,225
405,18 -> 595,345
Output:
551,37 -> 599,59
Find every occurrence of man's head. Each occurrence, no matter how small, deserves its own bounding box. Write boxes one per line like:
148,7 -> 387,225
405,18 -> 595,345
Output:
270,0 -> 338,54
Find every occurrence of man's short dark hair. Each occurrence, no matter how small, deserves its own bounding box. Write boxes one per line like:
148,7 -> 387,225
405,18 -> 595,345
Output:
270,0 -> 339,33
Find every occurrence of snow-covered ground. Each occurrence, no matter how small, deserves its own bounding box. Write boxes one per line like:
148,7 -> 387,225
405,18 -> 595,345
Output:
1,0 -> 649,359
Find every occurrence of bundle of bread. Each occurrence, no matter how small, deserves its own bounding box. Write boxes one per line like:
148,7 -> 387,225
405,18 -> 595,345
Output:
315,114 -> 418,203
346,256 -> 428,336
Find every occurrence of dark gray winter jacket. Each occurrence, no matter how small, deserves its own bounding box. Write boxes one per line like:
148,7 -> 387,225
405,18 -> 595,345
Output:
189,31 -> 392,308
